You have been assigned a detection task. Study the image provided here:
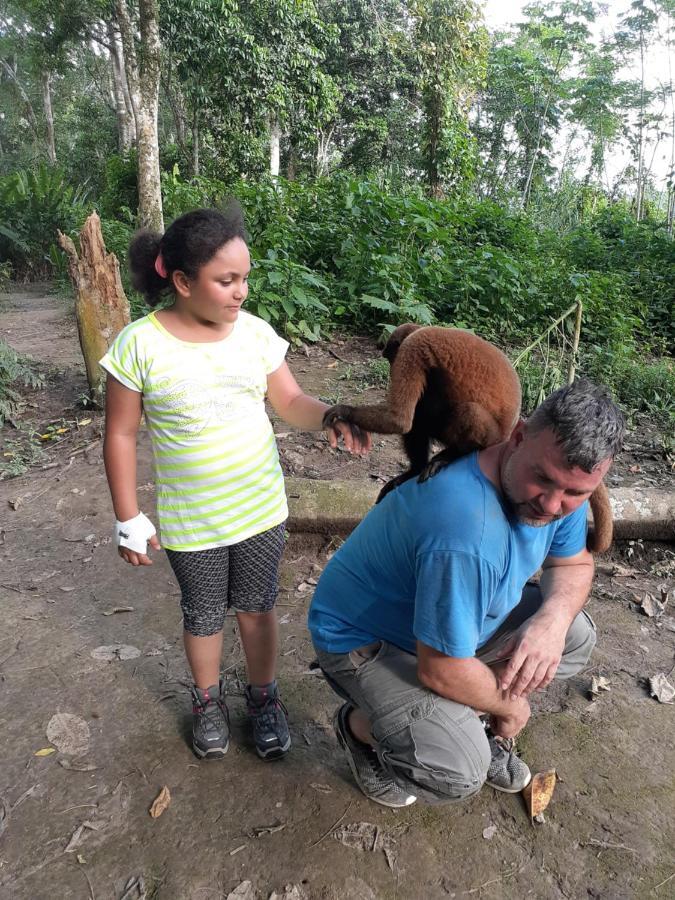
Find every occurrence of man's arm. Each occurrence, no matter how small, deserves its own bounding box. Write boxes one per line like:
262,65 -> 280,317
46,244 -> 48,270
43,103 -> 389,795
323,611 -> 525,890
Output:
498,548 -> 595,699
417,641 -> 531,739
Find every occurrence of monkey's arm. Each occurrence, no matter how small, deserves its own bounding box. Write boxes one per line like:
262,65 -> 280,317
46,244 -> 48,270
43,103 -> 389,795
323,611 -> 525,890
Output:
323,347 -> 429,434
323,402 -> 413,434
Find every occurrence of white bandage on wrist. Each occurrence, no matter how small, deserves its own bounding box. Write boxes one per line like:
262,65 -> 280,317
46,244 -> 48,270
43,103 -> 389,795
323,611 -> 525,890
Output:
114,512 -> 156,555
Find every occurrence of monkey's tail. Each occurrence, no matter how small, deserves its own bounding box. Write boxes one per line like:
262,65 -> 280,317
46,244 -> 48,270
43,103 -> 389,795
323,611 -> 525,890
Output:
587,481 -> 612,554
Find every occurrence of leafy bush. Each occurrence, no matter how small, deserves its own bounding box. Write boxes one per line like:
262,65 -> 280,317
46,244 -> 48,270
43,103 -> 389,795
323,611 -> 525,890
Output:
0,338 -> 45,425
0,165 -> 89,277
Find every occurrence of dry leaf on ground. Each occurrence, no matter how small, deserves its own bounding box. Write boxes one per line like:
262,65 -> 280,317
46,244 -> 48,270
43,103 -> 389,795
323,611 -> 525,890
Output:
649,673 -> 675,703
102,606 -> 134,616
589,675 -> 611,700
149,785 -> 171,818
34,747 -> 56,757
522,769 -> 557,820
268,885 -> 308,900
90,644 -> 141,661
226,883 -> 256,900
641,593 -> 667,618
46,713 -> 90,756
58,758 -> 98,772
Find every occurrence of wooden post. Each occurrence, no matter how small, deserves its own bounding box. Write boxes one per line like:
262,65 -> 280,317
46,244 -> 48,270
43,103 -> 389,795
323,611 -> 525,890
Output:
57,212 -> 131,402
567,300 -> 583,385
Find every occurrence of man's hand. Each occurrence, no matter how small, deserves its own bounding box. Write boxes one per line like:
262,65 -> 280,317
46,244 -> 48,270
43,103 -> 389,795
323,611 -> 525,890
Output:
496,613 -> 567,700
489,695 -> 530,739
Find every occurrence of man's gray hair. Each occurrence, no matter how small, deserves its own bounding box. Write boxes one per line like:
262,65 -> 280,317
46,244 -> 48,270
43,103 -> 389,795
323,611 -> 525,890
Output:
526,378 -> 625,472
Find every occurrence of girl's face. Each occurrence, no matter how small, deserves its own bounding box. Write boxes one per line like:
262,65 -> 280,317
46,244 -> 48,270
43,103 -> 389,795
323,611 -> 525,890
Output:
177,237 -> 251,326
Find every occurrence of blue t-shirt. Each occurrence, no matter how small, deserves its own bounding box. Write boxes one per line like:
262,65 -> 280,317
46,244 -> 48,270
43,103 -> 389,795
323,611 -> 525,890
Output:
308,452 -> 588,658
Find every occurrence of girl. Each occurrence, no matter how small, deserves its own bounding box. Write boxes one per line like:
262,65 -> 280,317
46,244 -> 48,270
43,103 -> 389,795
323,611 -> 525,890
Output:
100,204 -> 369,762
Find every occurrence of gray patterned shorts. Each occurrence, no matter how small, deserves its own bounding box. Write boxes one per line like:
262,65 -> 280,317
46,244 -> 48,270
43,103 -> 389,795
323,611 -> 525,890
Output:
166,522 -> 287,636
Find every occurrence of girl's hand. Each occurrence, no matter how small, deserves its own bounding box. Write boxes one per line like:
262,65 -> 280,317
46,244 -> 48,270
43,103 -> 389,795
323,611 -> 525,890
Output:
326,420 -> 372,455
119,533 -> 161,567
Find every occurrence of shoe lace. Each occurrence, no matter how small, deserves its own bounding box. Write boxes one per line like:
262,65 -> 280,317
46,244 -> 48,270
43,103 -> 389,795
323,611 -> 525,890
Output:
249,696 -> 288,732
195,695 -> 228,730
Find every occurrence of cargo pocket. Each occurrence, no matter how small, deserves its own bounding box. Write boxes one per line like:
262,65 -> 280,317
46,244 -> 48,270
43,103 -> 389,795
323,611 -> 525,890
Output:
371,694 -> 487,805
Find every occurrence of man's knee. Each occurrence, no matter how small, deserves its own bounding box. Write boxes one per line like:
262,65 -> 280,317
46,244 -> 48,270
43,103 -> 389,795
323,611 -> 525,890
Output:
373,696 -> 491,804
556,610 -> 597,679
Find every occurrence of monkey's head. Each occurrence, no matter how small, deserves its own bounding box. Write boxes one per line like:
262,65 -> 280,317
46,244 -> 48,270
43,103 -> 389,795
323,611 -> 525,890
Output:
382,323 -> 421,364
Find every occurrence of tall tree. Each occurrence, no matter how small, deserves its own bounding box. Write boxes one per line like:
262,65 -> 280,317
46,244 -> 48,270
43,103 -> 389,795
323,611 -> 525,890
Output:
114,0 -> 163,230
410,0 -> 487,198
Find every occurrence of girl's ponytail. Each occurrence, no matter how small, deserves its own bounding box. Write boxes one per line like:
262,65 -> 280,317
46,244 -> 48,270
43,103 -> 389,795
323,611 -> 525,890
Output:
128,229 -> 170,307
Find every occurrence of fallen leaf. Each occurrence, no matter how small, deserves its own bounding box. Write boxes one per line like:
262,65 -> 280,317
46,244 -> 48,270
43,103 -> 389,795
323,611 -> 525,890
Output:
522,769 -> 557,820
90,644 -> 141,661
588,675 -> 611,700
641,593 -> 667,618
310,783 -> 333,794
78,418 -> 92,427
59,586 -> 76,593
149,785 -> 171,818
58,759 -> 99,772
251,822 -> 286,837
482,824 -> 498,840
34,748 -> 56,757
64,824 -> 86,853
102,606 -> 135,616
46,713 -> 90,756
226,882 -> 256,900
649,673 -> 675,703
268,885 -> 307,900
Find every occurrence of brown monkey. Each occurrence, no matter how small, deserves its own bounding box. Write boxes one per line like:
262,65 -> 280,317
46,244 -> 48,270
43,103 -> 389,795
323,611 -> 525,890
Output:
322,323 -> 613,552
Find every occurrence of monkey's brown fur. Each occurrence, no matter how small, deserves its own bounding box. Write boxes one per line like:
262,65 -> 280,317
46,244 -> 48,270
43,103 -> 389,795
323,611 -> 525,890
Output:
323,323 -> 613,553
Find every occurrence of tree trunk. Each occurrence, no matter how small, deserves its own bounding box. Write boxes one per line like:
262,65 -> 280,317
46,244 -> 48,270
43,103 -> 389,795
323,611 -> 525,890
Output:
636,22 -> 645,222
521,47 -> 565,209
114,0 -> 163,231
192,111 -> 200,177
108,22 -> 135,151
270,118 -> 281,177
41,70 -> 57,165
57,212 -> 131,401
424,88 -> 444,200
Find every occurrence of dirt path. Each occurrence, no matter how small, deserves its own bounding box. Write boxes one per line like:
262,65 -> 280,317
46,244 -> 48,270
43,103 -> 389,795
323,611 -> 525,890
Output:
0,288 -> 674,900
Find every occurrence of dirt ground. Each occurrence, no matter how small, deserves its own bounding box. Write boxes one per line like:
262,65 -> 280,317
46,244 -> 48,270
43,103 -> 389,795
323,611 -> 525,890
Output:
0,286 -> 674,900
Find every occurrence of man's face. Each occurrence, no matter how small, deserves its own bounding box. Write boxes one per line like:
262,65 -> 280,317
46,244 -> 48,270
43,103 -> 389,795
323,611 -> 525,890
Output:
501,424 -> 612,527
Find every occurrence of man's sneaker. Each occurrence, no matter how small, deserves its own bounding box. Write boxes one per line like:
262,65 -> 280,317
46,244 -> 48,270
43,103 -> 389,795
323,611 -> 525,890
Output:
334,704 -> 417,809
486,731 -> 531,793
191,682 -> 230,759
245,684 -> 291,760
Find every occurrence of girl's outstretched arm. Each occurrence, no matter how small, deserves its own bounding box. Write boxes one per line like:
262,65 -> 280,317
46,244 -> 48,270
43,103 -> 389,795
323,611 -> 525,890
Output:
266,362 -> 371,455
103,374 -> 160,565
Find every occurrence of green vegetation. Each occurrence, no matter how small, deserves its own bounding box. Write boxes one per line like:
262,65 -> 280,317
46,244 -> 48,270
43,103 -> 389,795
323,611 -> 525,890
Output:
0,1 -> 673,432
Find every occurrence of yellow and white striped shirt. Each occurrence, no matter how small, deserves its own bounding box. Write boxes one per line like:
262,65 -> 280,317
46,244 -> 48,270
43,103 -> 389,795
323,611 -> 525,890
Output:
100,310 -> 289,551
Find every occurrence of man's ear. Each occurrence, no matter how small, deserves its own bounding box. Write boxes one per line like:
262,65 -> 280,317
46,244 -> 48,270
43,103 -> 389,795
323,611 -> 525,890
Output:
508,418 -> 527,448
172,270 -> 191,298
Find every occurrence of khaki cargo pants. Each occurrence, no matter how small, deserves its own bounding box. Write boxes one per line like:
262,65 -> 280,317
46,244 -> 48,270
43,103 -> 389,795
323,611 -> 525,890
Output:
314,585 -> 596,804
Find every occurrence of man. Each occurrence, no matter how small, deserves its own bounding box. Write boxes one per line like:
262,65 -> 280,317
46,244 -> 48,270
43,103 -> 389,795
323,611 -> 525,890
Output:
308,379 -> 625,808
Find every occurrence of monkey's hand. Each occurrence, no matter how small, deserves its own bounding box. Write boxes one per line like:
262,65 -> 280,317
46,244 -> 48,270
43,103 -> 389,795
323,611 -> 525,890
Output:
322,405 -> 356,429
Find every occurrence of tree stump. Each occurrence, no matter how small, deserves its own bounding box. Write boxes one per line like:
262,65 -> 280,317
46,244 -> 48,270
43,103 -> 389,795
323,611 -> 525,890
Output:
57,212 -> 131,401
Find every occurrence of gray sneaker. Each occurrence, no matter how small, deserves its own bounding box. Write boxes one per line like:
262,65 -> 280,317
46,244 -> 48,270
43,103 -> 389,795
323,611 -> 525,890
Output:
245,684 -> 291,760
334,704 -> 416,808
191,683 -> 230,759
486,733 -> 531,793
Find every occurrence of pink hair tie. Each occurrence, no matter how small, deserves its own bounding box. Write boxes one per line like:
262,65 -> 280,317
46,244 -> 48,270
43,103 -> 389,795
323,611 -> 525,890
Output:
154,253 -> 168,279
